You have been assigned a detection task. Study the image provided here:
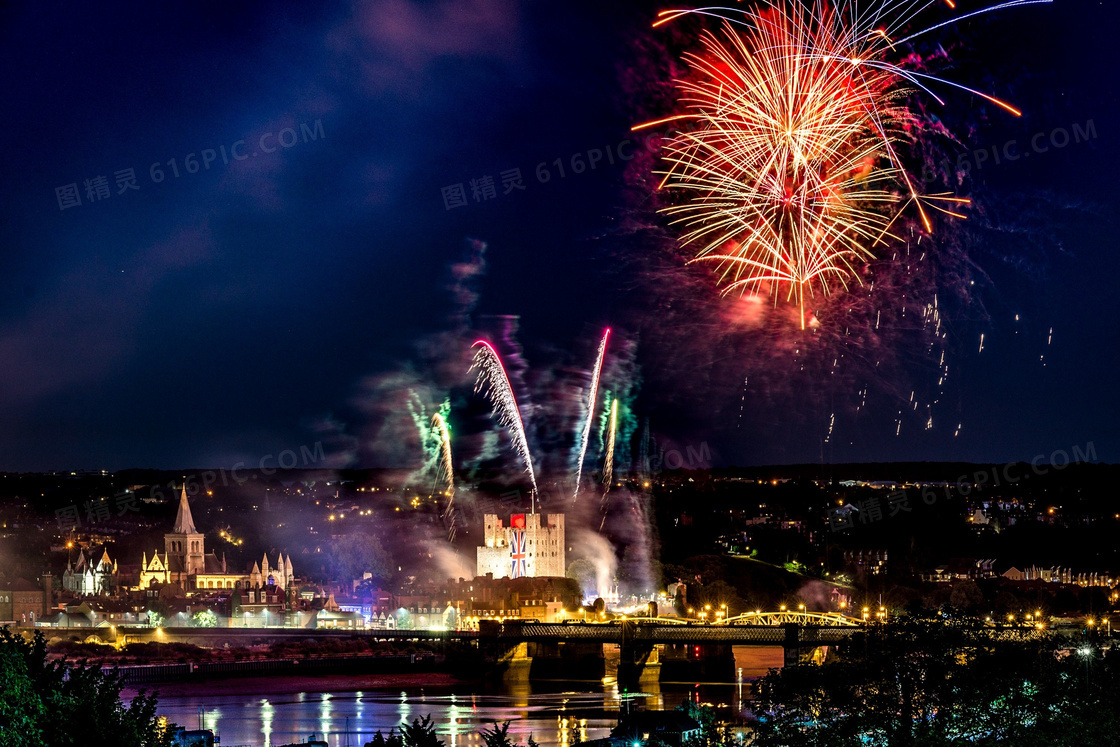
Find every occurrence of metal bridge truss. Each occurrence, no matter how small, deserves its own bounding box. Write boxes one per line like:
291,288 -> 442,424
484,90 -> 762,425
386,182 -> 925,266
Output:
720,611 -> 862,627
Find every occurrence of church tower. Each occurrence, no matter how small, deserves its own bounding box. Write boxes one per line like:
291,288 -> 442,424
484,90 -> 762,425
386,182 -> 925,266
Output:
165,486 -> 205,583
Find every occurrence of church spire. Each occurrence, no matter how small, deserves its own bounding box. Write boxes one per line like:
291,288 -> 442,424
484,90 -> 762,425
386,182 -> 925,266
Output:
173,484 -> 197,534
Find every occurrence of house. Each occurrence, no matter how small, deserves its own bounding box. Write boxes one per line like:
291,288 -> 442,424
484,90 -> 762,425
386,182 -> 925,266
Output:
611,712 -> 703,747
0,578 -> 47,625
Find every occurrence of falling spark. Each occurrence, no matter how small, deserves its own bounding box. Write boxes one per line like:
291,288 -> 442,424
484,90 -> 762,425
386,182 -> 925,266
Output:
574,328 -> 610,503
603,398 -> 619,492
599,398 -> 619,531
431,413 -> 456,540
979,333 -> 985,353
471,340 -> 539,501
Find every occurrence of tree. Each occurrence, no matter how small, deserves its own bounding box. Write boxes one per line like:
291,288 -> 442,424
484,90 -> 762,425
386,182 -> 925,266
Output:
676,701 -> 717,747
949,580 -> 984,611
367,730 -> 405,747
145,599 -> 170,628
480,722 -> 516,747
566,559 -> 597,595
191,609 -> 218,628
480,721 -> 539,747
331,533 -> 394,584
0,628 -> 171,746
749,615 -> 1120,747
402,715 -> 444,747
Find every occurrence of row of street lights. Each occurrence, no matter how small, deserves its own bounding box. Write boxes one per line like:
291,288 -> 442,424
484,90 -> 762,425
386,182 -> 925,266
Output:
685,603 -> 729,622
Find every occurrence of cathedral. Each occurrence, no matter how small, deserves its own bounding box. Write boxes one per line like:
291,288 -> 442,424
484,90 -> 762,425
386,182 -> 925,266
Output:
138,486 -> 295,593
476,512 -> 565,579
63,547 -> 118,595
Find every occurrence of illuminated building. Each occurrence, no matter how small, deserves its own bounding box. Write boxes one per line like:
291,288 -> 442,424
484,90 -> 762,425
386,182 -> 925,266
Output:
137,486 -> 295,593
476,512 -> 565,579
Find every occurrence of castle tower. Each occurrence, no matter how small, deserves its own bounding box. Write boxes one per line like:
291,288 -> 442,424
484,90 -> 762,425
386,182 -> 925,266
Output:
165,485 -> 206,582
476,513 -> 566,579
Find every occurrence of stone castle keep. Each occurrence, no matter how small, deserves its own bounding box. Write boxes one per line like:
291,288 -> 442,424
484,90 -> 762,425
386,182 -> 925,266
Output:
476,513 -> 565,579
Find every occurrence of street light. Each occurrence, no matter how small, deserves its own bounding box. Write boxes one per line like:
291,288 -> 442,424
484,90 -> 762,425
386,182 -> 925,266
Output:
1079,645 -> 1093,692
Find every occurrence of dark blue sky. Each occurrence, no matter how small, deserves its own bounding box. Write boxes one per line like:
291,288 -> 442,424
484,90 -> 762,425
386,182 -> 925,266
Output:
0,0 -> 1116,472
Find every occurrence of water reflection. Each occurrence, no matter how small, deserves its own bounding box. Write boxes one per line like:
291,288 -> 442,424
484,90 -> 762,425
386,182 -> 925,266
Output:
155,684 -> 647,747
261,699 -> 273,746
149,646 -> 782,747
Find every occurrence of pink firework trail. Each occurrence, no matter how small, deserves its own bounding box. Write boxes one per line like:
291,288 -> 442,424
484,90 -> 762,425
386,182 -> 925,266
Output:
471,340 -> 539,498
573,328 -> 610,503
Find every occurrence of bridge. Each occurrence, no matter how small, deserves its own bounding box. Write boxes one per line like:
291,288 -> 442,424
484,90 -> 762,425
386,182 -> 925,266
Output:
479,618 -> 860,646
51,612 -> 865,687
475,616 -> 863,685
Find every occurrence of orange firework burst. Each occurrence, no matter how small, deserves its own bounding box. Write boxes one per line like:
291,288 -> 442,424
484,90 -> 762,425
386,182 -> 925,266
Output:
636,1 -> 1031,328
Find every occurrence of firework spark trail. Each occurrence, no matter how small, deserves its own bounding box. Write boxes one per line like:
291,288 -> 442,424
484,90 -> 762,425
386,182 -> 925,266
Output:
636,1 -> 1046,328
471,340 -> 539,501
599,397 -> 619,531
430,413 -> 456,540
573,328 -> 611,503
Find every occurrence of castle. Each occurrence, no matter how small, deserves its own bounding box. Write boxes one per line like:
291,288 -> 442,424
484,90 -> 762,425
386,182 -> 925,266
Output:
476,512 -> 565,579
138,486 -> 294,593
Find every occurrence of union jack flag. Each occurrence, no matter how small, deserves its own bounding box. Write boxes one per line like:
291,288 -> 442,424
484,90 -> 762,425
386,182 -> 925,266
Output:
510,529 -> 527,578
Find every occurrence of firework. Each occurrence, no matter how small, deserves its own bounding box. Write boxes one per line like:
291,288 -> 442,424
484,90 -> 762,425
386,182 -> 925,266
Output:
599,397 -> 619,530
430,412 -> 456,539
637,1 -> 1041,328
603,397 -> 619,491
471,340 -> 539,501
573,328 -> 611,502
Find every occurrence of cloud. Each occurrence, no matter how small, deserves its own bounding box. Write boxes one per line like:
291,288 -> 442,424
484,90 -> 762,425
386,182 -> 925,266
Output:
332,0 -> 524,89
0,223 -> 213,405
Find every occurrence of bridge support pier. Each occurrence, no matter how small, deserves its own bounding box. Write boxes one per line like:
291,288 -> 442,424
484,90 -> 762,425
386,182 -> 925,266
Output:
782,623 -> 801,668
618,643 -> 661,689
496,641 -> 532,683
523,641 -> 606,680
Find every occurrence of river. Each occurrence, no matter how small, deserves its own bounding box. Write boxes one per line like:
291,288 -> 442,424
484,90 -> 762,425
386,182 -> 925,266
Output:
133,648 -> 784,747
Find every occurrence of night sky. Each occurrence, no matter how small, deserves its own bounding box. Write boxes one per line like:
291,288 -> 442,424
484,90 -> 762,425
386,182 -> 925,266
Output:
1,0 -> 1117,472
